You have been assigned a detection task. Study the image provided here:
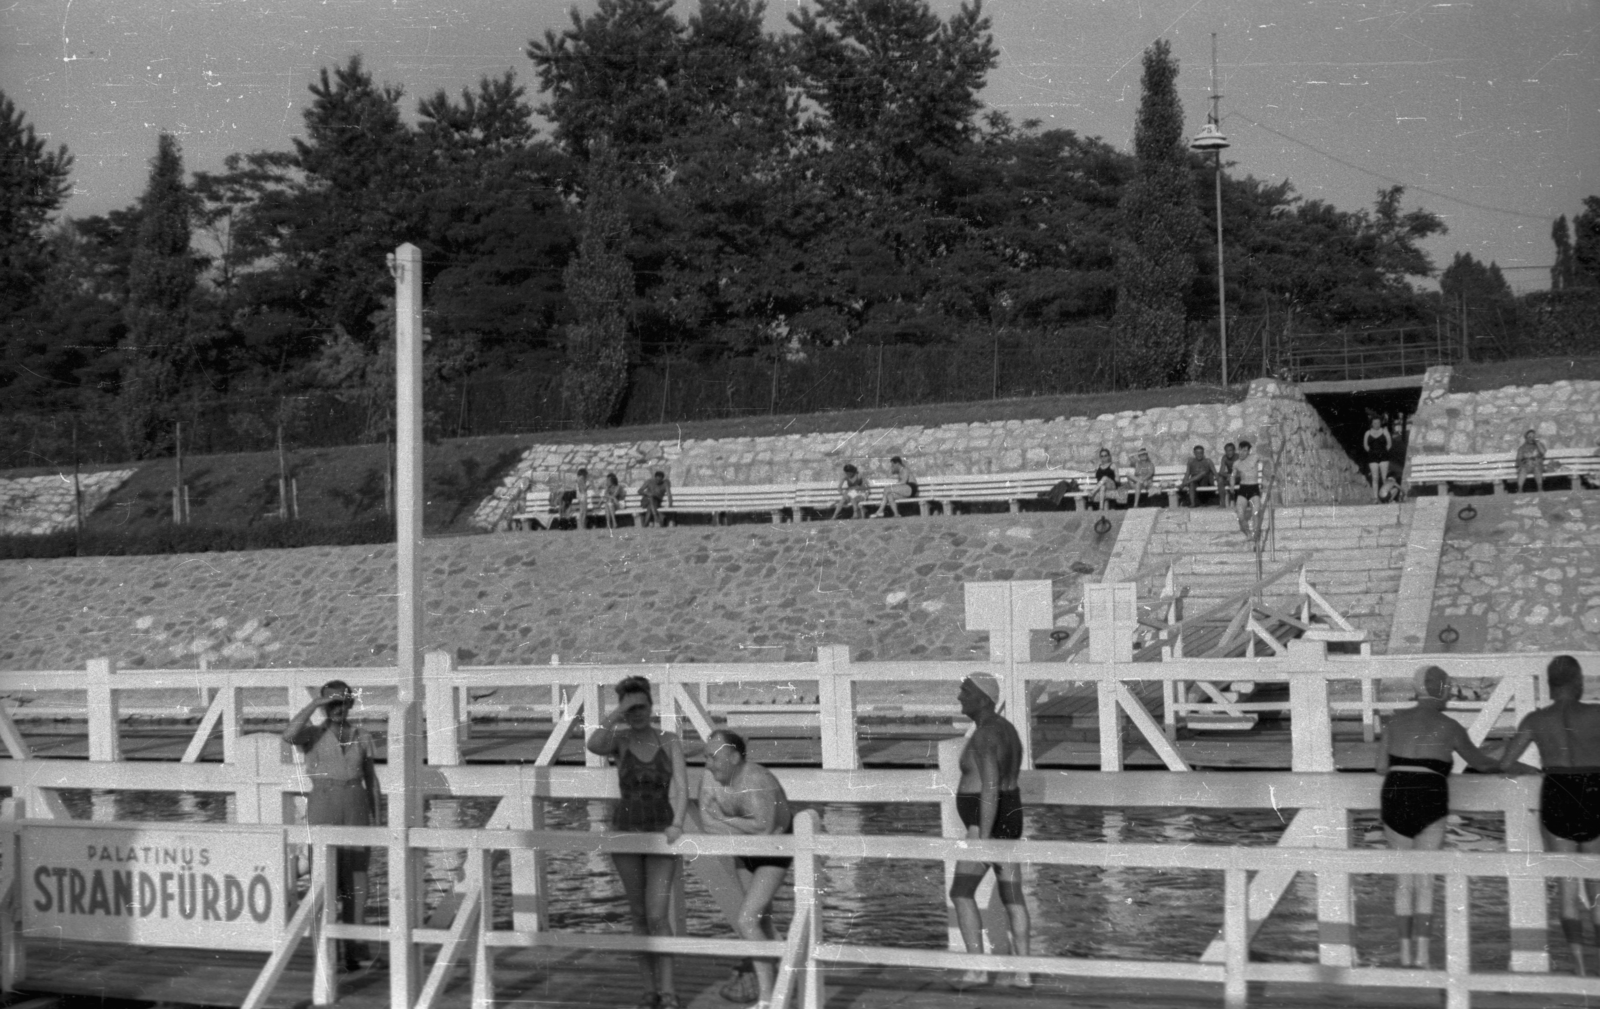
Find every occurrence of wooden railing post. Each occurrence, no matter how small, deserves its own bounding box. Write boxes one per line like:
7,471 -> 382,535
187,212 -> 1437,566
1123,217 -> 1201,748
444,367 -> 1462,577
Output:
1286,640 -> 1333,773
86,657 -> 120,762
424,650 -> 462,766
816,645 -> 857,770
964,580 -> 1053,769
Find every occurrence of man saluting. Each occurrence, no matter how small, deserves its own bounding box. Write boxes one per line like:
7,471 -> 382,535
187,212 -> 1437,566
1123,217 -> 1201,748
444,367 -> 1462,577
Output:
949,673 -> 1031,990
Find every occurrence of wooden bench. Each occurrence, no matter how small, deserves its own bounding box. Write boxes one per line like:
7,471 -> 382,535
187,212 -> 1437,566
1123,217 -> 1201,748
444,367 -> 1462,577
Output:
913,471 -> 1097,515
1406,447 -> 1600,496
656,483 -> 796,525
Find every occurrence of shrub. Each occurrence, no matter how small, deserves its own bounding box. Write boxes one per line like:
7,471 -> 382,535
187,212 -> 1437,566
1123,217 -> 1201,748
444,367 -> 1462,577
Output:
0,517 -> 397,560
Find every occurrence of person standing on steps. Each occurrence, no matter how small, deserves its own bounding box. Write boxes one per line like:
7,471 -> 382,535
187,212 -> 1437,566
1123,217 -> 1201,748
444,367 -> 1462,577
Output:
587,676 -> 689,1009
699,729 -> 794,1009
1500,655 -> 1600,975
1233,440 -> 1261,532
1363,415 -> 1392,501
1377,665 -> 1501,968
949,672 -> 1032,991
283,680 -> 382,973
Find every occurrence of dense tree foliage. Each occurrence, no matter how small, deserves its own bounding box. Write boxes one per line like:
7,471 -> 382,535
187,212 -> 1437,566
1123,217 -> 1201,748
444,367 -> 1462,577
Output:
1574,197 -> 1600,290
7,4 -> 1543,450
1113,40 -> 1201,386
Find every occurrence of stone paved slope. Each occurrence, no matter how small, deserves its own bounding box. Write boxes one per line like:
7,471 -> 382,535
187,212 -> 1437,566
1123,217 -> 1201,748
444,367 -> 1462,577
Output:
1433,491 -> 1600,652
1136,504 -> 1410,651
0,513 -> 1113,672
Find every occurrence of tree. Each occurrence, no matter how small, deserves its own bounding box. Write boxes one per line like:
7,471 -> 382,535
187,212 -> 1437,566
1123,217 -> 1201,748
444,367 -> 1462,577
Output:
1112,39 -> 1201,386
527,0 -> 685,166
119,133 -> 203,455
789,0 -> 996,187
0,90 -> 73,315
1573,196 -> 1600,289
562,144 -> 634,427
1551,215 -> 1574,291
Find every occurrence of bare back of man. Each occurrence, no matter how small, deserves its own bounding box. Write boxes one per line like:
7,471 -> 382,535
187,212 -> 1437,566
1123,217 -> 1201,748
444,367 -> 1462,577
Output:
1502,657 -> 1600,972
949,675 -> 1030,989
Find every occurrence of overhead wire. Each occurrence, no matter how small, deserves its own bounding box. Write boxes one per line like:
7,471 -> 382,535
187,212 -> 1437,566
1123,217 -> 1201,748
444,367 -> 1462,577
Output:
1225,110 -> 1554,223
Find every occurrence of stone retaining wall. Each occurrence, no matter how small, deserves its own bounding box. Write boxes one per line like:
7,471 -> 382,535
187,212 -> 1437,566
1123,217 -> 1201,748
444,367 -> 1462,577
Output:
473,378 -> 1369,528
0,513 -> 1115,672
1411,371 -> 1600,455
0,470 -> 136,536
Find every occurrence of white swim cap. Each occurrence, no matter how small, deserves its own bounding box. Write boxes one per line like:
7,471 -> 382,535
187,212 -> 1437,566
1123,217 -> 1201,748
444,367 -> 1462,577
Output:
1414,664 -> 1450,701
963,673 -> 1002,705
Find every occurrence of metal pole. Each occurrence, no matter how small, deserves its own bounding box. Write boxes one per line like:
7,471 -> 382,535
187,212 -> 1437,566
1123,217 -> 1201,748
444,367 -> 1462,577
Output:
1211,34 -> 1228,390
390,242 -> 425,1005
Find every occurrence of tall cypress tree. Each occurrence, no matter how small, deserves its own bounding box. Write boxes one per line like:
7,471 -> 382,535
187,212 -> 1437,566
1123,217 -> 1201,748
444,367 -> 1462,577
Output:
561,142 -> 632,428
1112,39 -> 1201,387
1551,215 -> 1573,291
120,132 -> 199,455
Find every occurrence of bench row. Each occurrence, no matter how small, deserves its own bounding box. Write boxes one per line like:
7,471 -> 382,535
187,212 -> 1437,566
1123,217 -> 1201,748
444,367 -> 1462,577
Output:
508,465 -> 1225,529
1406,447 -> 1600,494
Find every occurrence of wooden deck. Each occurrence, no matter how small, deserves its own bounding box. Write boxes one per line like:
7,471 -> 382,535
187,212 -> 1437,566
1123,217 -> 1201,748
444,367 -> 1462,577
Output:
15,938 -> 1599,1009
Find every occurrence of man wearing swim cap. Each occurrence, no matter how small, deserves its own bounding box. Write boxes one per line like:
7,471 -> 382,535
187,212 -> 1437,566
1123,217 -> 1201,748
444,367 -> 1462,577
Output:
949,673 -> 1031,990
1501,655 -> 1600,974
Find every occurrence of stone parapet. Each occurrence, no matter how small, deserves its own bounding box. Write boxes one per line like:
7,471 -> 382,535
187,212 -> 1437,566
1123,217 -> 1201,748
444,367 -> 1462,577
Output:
0,469 -> 137,536
473,379 -> 1369,529
1411,372 -> 1600,455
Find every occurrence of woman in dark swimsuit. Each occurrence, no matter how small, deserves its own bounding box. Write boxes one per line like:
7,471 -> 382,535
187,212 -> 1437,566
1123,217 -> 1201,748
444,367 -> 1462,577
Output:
1377,665 -> 1500,967
1363,416 -> 1392,501
587,676 -> 689,1009
1090,448 -> 1120,511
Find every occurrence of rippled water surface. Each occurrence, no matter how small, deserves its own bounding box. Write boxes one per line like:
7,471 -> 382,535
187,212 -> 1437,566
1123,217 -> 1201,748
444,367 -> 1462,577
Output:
53,789 -> 1562,970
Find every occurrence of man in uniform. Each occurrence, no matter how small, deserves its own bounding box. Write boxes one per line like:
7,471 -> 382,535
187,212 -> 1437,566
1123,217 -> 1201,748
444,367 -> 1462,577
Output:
699,729 -> 793,1007
283,679 -> 381,972
1502,655 -> 1600,974
949,673 -> 1031,989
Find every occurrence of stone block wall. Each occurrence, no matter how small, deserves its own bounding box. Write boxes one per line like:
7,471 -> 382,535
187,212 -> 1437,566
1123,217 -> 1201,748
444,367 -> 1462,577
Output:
1411,371 -> 1600,455
0,513 -> 1114,672
473,378 -> 1369,528
0,469 -> 137,536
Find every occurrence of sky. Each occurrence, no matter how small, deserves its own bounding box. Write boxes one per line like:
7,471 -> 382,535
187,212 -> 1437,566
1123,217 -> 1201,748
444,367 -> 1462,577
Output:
2,0 -> 1596,292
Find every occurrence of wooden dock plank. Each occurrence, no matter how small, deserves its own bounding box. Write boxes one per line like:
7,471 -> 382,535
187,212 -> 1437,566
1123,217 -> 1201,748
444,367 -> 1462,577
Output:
15,940 -> 1599,1009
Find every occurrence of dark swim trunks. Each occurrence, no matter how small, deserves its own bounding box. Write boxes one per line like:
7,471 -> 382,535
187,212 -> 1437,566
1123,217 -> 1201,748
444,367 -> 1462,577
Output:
1541,771 -> 1600,843
738,821 -> 794,873
1380,756 -> 1452,838
956,789 -> 1024,841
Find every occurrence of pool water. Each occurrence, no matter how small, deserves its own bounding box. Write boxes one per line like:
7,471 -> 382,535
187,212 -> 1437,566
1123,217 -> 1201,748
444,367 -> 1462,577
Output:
51,789 -> 1571,971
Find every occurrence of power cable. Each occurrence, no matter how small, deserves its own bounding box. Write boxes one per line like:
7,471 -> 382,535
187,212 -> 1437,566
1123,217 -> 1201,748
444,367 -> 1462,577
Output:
1227,110 -> 1554,222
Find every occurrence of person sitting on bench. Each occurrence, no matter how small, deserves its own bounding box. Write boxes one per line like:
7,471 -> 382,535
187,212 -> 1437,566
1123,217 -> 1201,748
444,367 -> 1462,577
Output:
1178,445 -> 1217,508
1515,429 -> 1547,493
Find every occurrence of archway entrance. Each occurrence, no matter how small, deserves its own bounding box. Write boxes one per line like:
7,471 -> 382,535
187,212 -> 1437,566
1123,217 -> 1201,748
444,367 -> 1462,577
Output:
1299,377 -> 1423,495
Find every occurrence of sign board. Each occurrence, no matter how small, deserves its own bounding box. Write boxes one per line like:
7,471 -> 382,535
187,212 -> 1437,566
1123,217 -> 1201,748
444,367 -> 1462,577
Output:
21,822 -> 286,951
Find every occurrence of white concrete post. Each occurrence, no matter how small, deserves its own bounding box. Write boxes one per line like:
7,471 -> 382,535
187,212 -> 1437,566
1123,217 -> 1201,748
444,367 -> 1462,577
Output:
964,580 -> 1053,769
424,650 -> 462,767
390,241 -> 426,1008
1085,583 -> 1137,663
1504,786 -> 1551,972
1286,640 -> 1334,773
1097,678 -> 1123,771
581,677 -> 607,768
816,645 -> 857,770
86,657 -> 120,762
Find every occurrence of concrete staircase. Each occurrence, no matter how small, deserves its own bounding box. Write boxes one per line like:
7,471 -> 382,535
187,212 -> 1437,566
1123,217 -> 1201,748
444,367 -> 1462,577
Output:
1135,503 -> 1412,652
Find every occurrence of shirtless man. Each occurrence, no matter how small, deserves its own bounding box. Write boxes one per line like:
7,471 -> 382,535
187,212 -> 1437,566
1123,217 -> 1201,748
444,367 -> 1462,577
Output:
1178,445 -> 1217,508
1501,655 -> 1600,973
699,729 -> 793,1009
1515,429 -> 1547,493
949,673 -> 1031,990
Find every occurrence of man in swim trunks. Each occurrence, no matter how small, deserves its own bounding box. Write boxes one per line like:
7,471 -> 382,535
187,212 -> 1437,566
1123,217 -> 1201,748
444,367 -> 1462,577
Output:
1514,428 -> 1547,493
949,673 -> 1031,990
1501,655 -> 1600,974
699,729 -> 793,1009
283,680 -> 382,972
